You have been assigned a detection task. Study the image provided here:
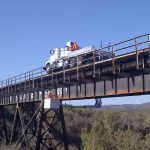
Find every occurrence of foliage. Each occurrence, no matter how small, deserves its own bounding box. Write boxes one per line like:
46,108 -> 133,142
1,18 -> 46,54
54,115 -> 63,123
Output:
2,107 -> 150,149
80,109 -> 150,150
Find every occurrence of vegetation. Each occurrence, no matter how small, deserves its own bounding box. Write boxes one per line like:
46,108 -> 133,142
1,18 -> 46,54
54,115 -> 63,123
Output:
64,108 -> 150,150
1,105 -> 150,149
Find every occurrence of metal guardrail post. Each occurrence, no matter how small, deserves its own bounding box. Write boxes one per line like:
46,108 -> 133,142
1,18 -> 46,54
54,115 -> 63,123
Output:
63,59 -> 65,83
32,71 -> 34,89
6,79 -> 8,94
29,72 -> 30,88
25,73 -> 27,90
93,51 -> 95,78
40,68 -> 44,88
135,38 -> 139,69
77,56 -> 79,81
15,77 -> 17,93
112,46 -> 115,74
8,79 -> 10,94
148,34 -> 150,67
1,81 -> 3,95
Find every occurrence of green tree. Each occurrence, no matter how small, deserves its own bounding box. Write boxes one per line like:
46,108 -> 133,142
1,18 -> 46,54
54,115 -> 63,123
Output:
81,109 -> 149,150
81,110 -> 118,150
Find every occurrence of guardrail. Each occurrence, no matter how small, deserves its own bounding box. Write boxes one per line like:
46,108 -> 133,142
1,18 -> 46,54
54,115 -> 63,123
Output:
0,68 -> 46,89
45,33 -> 150,74
0,33 -> 150,96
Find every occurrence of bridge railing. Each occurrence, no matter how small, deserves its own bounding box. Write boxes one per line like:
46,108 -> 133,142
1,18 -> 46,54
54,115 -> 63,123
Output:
0,33 -> 150,97
112,33 -> 150,55
0,68 -> 46,89
111,33 -> 150,70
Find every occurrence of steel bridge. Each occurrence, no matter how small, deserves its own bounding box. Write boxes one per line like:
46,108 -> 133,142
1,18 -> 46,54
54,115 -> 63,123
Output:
0,33 -> 150,149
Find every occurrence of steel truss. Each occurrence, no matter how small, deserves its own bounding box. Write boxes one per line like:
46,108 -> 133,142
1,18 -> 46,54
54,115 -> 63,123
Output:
1,100 -> 68,150
0,106 -> 8,144
0,33 -> 150,149
1,34 -> 150,105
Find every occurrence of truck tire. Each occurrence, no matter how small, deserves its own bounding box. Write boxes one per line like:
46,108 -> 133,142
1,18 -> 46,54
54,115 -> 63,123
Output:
46,63 -> 51,73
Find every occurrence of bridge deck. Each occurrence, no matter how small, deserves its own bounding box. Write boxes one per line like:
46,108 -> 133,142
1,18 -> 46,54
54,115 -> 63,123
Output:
0,33 -> 150,105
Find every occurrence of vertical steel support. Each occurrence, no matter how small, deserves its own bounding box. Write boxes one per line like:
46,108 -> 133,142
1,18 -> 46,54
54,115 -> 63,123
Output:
10,103 -> 29,149
142,73 -> 145,92
94,79 -> 96,97
18,104 -> 29,148
76,84 -> 79,98
115,77 -> 117,94
10,102 -> 41,149
10,103 -> 19,144
127,77 -> 130,93
25,73 -> 27,91
34,97 -> 68,150
104,80 -> 106,95
0,106 -> 8,144
112,46 -> 115,74
59,104 -> 68,150
32,71 -> 34,89
68,85 -> 71,99
63,59 -> 66,83
135,38 -> 139,69
35,90 -> 44,150
148,34 -> 150,67
84,82 -> 87,97
93,52 -> 95,78
62,86 -> 64,99
98,67 -> 101,78
69,74 -> 71,99
35,100 -> 44,150
40,70 -> 42,89
15,77 -> 17,93
29,72 -> 31,89
76,56 -> 79,81
7,79 -> 9,94
11,78 -> 13,93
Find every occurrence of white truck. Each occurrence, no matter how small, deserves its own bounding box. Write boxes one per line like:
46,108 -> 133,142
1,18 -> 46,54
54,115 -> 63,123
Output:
44,41 -> 112,73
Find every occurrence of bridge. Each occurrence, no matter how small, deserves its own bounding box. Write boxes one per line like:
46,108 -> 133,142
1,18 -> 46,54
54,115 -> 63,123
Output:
0,33 -> 150,149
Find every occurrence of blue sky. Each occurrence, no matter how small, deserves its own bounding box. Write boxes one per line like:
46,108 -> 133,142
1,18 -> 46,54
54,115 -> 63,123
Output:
0,0 -> 150,105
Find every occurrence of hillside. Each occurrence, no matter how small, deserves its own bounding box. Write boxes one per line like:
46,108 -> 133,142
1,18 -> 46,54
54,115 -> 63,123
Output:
102,102 -> 150,110
65,102 -> 150,149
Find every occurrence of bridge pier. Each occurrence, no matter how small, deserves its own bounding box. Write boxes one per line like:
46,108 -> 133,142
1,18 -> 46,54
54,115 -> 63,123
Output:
6,98 -> 68,150
35,100 -> 68,150
10,102 -> 37,149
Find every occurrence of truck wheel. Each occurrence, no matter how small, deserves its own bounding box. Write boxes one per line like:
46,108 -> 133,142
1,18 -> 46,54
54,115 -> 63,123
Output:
46,63 -> 51,73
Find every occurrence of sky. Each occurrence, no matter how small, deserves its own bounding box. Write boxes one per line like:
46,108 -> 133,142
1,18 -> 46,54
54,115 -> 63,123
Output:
0,0 -> 150,105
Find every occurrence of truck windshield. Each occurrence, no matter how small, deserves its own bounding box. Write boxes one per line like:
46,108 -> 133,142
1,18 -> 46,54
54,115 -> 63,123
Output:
50,49 -> 55,55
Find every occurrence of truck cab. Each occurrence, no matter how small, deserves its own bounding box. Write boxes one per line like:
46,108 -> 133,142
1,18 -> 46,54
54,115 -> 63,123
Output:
44,41 -> 112,73
44,47 -> 70,73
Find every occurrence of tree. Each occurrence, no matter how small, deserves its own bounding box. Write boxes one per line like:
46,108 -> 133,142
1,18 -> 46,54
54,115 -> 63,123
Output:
81,109 -> 149,150
81,110 -> 118,150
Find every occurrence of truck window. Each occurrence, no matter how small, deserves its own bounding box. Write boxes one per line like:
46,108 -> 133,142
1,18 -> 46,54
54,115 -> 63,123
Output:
50,49 -> 55,55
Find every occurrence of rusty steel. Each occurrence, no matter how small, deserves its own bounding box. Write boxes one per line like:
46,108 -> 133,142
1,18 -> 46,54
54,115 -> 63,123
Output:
0,33 -> 150,149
